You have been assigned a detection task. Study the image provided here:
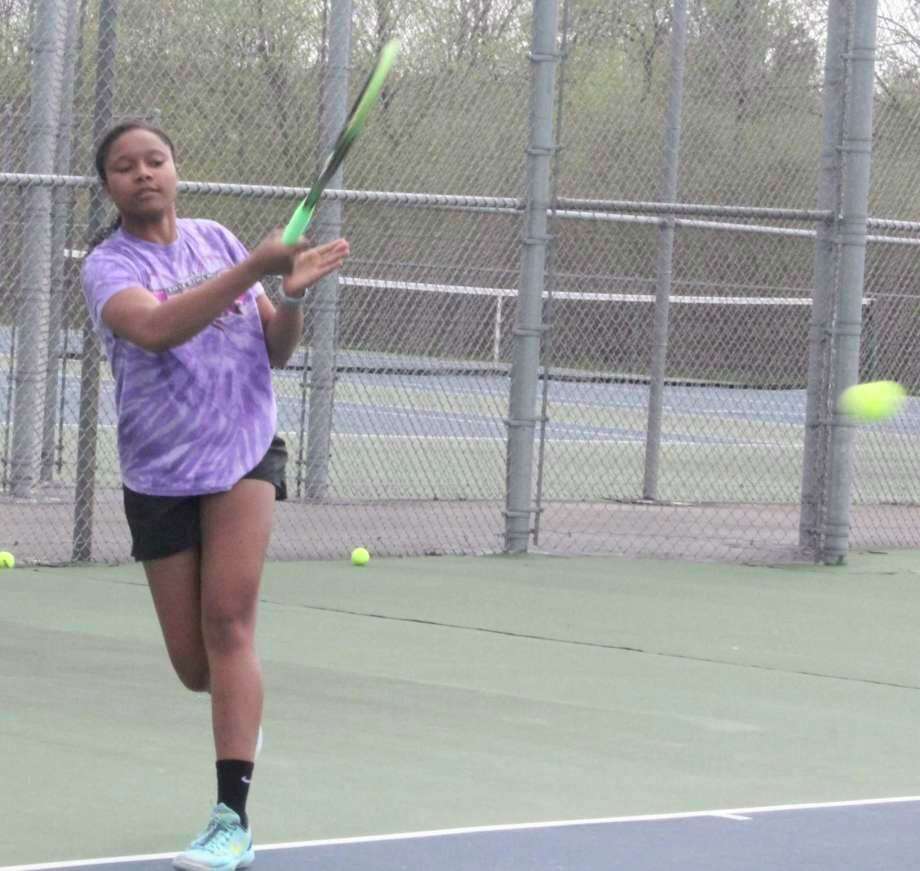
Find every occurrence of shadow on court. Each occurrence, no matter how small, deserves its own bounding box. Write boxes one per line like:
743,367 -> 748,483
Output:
3,550 -> 920,867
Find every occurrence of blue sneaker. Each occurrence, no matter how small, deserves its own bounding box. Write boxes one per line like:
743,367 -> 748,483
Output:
173,803 -> 254,871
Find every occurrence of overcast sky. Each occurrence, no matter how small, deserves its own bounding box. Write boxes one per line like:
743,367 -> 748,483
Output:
878,0 -> 916,27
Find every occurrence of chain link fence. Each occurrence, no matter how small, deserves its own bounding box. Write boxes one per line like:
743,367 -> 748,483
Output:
2,0 -> 920,565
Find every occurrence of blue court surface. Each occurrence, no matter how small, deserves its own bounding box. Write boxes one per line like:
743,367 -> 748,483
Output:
4,797 -> 919,871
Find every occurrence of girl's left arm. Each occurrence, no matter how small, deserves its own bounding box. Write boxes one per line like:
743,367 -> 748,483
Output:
257,237 -> 349,368
257,294 -> 304,369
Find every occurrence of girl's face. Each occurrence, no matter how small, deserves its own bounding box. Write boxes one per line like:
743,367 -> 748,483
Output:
102,128 -> 178,220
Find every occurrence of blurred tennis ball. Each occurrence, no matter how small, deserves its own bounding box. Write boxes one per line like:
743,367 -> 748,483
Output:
0,551 -> 15,569
351,547 -> 370,566
838,380 -> 906,422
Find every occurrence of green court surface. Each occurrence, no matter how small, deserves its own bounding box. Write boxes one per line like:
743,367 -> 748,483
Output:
4,550 -> 920,865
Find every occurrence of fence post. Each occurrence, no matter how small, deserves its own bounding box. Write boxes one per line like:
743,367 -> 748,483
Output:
642,0 -> 688,501
532,0 -> 571,547
503,0 -> 559,553
10,0 -> 68,498
303,0 -> 351,501
1,104 -> 16,491
800,0 -> 849,554
72,0 -> 118,561
42,0 -> 80,482
819,0 -> 878,564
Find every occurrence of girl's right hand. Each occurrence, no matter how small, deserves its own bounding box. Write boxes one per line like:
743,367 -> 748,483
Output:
248,228 -> 313,276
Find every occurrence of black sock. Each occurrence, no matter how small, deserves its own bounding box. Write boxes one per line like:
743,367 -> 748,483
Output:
216,759 -> 254,829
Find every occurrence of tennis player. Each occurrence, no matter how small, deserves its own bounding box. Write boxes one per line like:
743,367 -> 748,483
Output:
82,119 -> 348,870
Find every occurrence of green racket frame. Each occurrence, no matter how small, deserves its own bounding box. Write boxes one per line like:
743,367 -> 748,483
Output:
282,39 -> 399,245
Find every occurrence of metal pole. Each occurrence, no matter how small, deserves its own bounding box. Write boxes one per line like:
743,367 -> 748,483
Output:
493,298 -> 503,364
642,0 -> 688,500
42,0 -> 80,482
72,0 -> 117,561
58,0 -> 91,481
799,0 -> 849,553
820,0 -> 878,564
532,0 -> 571,547
1,104 -> 15,491
303,0 -> 351,501
503,0 -> 559,554
295,349 -> 310,498
10,0 -> 69,497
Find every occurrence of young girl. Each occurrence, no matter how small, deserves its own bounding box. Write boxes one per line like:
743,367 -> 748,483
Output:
82,120 -> 349,870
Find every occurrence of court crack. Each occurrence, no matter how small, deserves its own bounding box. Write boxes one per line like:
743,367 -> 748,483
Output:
264,599 -> 920,692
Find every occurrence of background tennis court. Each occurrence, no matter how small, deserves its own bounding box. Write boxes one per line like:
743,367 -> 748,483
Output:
4,315 -> 920,563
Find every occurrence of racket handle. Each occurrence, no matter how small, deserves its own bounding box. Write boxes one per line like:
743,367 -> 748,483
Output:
282,203 -> 314,245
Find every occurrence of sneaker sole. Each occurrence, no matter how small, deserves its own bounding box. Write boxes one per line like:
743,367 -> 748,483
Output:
172,848 -> 255,871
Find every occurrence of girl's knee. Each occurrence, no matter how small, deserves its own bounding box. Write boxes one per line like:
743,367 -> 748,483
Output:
202,610 -> 255,656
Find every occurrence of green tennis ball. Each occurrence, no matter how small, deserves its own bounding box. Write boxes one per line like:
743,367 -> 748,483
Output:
351,547 -> 370,567
0,551 -> 15,569
838,380 -> 906,422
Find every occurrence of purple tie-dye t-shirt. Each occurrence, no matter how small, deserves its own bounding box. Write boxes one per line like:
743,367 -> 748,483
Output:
82,218 -> 277,497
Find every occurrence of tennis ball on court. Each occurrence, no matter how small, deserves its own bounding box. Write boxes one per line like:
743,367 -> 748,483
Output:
0,551 -> 15,569
351,547 -> 370,567
838,380 -> 906,422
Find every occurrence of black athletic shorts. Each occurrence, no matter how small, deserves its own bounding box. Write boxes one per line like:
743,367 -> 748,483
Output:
123,435 -> 288,563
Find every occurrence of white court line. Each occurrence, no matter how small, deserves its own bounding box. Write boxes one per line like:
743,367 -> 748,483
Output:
4,795 -> 920,871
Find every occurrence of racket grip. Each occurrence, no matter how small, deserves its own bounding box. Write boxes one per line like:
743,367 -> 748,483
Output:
282,203 -> 314,245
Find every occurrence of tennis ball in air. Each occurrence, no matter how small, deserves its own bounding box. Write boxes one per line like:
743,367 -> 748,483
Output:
0,551 -> 15,569
351,547 -> 370,567
838,380 -> 906,422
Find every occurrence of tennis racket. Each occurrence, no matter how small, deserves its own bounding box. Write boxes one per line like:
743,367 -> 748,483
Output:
282,39 -> 399,245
